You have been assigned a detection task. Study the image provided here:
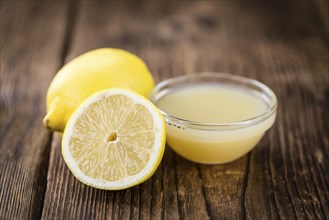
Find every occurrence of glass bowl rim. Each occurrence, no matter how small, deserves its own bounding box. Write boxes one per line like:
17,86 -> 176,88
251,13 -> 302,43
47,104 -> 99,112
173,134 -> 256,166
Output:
149,72 -> 278,130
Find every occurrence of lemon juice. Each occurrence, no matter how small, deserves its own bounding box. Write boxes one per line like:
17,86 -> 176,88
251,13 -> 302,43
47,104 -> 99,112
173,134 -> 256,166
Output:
157,84 -> 267,123
155,83 -> 276,164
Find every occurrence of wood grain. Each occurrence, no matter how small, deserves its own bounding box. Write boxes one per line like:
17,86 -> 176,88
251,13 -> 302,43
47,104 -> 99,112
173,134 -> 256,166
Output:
0,1 -> 328,220
0,2 -> 68,219
314,0 -> 329,34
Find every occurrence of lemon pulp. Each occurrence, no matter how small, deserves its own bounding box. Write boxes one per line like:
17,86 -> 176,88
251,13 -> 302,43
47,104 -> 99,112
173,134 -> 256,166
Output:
62,89 -> 165,190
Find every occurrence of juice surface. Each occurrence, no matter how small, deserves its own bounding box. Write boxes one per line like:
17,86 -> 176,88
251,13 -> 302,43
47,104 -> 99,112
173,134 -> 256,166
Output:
156,84 -> 268,123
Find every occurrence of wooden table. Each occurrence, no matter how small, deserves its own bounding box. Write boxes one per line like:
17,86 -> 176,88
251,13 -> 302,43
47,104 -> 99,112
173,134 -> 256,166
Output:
1,1 -> 328,219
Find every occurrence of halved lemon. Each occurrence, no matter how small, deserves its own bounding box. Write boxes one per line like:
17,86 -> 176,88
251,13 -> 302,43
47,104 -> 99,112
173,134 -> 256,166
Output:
62,88 -> 166,190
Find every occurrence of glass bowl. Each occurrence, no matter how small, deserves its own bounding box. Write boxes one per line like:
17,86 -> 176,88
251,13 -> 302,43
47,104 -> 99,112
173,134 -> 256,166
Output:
149,72 -> 277,164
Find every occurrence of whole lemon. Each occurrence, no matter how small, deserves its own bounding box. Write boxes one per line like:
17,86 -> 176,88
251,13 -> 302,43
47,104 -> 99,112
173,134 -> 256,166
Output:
43,48 -> 155,132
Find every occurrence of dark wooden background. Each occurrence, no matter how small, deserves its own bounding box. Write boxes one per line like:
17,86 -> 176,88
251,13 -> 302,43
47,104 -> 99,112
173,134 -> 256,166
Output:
1,1 -> 328,219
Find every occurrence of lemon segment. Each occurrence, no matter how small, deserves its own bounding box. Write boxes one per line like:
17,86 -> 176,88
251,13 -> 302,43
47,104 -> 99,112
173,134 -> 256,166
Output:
62,89 -> 166,190
44,48 -> 155,132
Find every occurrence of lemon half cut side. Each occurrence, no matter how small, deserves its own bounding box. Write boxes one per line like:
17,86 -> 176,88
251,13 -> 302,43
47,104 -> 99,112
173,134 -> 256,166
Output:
62,89 -> 166,190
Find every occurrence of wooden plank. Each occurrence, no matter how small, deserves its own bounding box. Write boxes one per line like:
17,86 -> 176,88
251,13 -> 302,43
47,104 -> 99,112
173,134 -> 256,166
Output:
41,2 -> 213,219
41,1 -> 329,219
0,2 -> 68,220
41,2 -> 181,219
238,1 -> 329,219
314,0 -> 329,34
